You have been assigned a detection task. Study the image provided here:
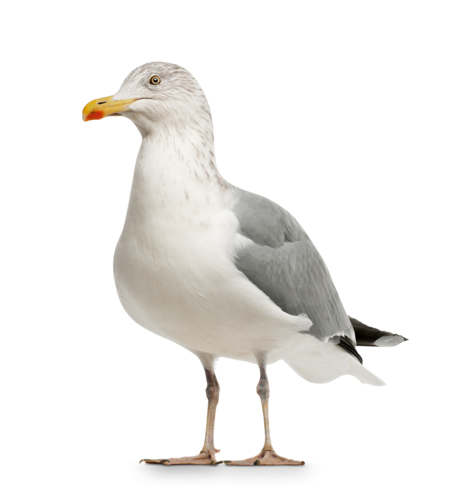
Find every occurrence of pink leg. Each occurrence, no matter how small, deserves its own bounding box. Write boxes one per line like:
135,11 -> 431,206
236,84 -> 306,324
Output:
225,360 -> 304,466
140,368 -> 221,465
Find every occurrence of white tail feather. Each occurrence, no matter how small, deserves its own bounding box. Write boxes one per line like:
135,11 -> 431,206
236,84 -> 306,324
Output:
347,356 -> 385,386
283,334 -> 386,386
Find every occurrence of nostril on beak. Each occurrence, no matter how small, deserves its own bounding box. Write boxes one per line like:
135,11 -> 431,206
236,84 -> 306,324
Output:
98,101 -> 107,105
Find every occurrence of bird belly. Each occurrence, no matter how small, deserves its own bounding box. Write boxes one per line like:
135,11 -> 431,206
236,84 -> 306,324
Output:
113,223 -> 311,359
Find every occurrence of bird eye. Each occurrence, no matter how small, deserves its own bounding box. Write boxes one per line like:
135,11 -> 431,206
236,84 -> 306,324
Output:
149,75 -> 161,85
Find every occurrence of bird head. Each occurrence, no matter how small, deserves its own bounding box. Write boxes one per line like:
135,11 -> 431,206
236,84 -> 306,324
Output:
82,62 -> 211,135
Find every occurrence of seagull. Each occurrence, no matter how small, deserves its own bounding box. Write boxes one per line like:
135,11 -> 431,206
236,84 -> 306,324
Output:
82,62 -> 407,466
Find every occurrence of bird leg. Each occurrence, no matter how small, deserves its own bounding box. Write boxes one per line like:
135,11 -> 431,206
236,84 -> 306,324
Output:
225,361 -> 304,466
140,368 -> 221,465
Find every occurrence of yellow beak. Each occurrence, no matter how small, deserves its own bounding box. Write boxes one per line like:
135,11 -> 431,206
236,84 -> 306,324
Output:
82,95 -> 137,121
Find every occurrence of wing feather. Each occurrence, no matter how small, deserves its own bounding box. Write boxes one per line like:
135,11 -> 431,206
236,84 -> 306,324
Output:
232,189 -> 356,344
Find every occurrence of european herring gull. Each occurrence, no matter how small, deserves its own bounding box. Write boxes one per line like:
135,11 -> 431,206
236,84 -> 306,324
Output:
82,62 -> 407,466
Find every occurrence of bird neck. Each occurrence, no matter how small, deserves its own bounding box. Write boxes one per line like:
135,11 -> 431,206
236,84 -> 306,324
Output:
122,125 -> 234,235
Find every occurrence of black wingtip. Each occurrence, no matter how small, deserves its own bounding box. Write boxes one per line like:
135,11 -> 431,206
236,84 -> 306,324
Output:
349,316 -> 408,348
337,335 -> 363,364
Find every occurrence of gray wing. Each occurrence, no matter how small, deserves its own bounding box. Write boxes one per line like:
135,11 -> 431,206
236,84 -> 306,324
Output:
232,188 -> 356,345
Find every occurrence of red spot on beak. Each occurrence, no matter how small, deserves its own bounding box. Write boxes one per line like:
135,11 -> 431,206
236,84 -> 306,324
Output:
85,110 -> 104,121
